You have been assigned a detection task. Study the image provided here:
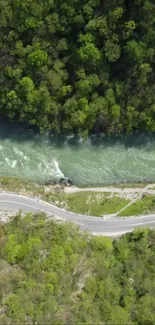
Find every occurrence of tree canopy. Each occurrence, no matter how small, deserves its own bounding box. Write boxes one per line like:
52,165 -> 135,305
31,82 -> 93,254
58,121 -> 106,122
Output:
0,212 -> 155,324
0,0 -> 155,135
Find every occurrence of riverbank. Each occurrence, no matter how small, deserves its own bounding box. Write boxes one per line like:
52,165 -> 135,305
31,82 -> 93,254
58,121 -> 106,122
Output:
0,176 -> 155,217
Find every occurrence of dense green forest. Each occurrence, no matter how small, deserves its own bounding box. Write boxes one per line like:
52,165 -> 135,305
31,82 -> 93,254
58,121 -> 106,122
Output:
0,212 -> 155,324
0,0 -> 155,135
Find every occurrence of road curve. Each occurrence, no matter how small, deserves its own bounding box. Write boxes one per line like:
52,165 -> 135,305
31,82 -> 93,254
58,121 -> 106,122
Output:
0,193 -> 155,236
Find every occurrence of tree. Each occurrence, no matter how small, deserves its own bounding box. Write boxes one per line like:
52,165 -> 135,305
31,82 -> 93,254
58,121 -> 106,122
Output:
0,0 -> 155,135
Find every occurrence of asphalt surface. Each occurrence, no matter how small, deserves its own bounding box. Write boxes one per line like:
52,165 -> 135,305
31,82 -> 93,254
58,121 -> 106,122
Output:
0,193 -> 155,236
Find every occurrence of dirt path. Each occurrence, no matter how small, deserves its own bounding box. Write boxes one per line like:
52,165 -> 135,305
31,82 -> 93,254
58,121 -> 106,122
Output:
115,184 -> 155,215
64,184 -> 155,195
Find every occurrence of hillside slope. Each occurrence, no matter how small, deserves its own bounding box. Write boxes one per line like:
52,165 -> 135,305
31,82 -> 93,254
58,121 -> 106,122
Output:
0,212 -> 155,324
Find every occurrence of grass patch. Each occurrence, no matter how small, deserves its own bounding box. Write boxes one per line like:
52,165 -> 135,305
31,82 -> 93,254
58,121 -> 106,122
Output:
62,192 -> 129,216
119,195 -> 155,216
41,191 -> 130,216
0,176 -> 45,196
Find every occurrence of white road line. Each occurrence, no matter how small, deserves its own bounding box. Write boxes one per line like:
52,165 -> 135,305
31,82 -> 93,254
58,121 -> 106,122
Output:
92,220 -> 155,229
0,200 -> 52,215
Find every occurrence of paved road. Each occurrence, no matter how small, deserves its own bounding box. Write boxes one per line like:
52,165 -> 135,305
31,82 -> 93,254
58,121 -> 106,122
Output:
0,193 -> 155,236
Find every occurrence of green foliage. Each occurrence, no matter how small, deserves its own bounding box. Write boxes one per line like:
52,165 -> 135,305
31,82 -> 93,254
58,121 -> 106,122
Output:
0,0 -> 155,134
28,50 -> 48,68
119,195 -> 155,216
0,213 -> 155,324
63,192 -> 129,216
78,39 -> 101,63
104,38 -> 121,62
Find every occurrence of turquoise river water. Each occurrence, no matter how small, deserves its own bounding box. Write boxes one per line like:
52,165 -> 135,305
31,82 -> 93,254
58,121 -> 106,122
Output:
0,122 -> 155,186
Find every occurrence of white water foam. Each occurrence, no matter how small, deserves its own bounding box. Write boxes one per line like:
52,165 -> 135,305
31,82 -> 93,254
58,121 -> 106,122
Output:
12,160 -> 17,168
52,159 -> 65,179
39,158 -> 65,181
13,147 -> 24,157
5,157 -> 17,169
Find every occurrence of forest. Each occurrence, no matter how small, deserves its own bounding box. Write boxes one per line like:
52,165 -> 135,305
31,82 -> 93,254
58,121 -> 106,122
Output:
0,212 -> 155,324
0,0 -> 155,135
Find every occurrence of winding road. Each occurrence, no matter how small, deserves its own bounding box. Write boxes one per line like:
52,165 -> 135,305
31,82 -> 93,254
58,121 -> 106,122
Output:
0,193 -> 155,236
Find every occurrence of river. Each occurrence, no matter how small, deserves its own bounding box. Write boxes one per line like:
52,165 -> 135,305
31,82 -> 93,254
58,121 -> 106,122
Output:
0,122 -> 155,186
